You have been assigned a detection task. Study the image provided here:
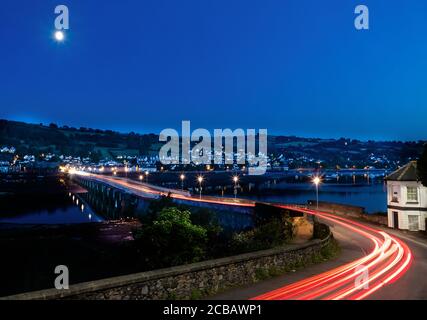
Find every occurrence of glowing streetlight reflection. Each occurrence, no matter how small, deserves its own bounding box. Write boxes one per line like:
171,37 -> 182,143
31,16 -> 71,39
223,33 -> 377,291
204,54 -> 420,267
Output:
312,176 -> 321,210
233,176 -> 239,199
197,176 -> 204,199
180,174 -> 185,190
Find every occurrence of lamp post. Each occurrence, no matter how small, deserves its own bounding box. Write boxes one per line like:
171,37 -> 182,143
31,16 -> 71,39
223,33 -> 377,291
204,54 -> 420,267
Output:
145,171 -> 149,183
197,176 -> 203,199
313,176 -> 321,210
139,174 -> 144,182
180,174 -> 185,191
233,176 -> 239,199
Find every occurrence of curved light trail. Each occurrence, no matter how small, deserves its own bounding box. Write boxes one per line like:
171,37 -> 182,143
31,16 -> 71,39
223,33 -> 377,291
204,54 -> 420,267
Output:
70,172 -> 413,300
252,207 -> 413,300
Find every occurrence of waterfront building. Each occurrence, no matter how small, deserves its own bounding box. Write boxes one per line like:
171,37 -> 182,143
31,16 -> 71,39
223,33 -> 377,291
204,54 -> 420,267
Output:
386,161 -> 427,231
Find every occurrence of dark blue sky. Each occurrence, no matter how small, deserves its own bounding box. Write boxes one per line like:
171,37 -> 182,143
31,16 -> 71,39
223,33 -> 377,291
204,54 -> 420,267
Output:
1,0 -> 426,140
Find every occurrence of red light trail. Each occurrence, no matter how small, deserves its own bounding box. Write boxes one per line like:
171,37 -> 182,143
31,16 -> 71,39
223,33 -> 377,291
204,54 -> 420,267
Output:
74,172 -> 413,300
252,207 -> 412,300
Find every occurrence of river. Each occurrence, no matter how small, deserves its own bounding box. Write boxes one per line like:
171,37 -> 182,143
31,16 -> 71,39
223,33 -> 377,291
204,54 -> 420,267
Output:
242,181 -> 387,213
0,180 -> 387,225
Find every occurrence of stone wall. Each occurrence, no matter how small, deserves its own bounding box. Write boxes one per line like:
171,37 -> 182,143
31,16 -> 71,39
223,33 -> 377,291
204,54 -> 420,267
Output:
307,200 -> 388,226
2,234 -> 331,300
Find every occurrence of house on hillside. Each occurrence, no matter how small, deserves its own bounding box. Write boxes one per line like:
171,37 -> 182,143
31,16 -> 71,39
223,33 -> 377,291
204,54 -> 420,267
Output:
386,161 -> 427,231
0,153 -> 13,173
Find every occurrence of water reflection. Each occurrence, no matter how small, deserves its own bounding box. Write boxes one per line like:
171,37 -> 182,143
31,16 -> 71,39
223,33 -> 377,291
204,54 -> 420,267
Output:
245,181 -> 387,213
78,187 -> 140,220
0,192 -> 102,225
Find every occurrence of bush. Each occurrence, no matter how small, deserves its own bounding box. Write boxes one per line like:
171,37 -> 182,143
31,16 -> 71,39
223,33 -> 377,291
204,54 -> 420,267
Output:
313,222 -> 330,240
190,208 -> 225,258
231,217 -> 294,254
133,207 -> 208,268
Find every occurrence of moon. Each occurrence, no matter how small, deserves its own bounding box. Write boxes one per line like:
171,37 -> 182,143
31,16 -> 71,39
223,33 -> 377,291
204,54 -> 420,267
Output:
54,30 -> 65,42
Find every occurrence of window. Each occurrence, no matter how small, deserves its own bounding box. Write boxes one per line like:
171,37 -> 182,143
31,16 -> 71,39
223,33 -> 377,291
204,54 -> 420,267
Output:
407,187 -> 418,202
391,185 -> 399,203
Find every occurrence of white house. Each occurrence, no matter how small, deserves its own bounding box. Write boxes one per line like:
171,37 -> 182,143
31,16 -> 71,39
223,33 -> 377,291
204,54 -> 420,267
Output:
386,161 -> 427,231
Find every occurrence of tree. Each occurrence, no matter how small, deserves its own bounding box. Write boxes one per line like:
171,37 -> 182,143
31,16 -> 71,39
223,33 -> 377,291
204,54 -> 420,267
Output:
417,144 -> 427,187
134,207 -> 207,268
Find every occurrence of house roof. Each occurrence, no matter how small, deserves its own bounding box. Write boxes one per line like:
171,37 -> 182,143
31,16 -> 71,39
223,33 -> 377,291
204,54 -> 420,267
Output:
386,161 -> 419,181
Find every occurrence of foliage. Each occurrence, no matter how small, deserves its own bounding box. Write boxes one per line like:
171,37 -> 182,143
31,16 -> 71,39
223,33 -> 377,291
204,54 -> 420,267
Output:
133,207 -> 207,268
0,119 -> 159,158
190,289 -> 203,300
320,238 -> 340,260
312,221 -> 330,240
133,197 -> 299,269
254,268 -> 270,281
231,217 -> 294,254
417,144 -> 427,187
140,194 -> 176,222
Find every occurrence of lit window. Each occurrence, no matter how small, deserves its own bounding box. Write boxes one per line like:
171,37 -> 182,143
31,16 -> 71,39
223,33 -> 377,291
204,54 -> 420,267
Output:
407,187 -> 418,202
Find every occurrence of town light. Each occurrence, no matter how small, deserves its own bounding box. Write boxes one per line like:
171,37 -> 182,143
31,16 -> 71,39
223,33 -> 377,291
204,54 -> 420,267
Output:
312,176 -> 321,210
233,175 -> 239,199
197,175 -> 203,199
313,176 -> 321,186
180,174 -> 185,190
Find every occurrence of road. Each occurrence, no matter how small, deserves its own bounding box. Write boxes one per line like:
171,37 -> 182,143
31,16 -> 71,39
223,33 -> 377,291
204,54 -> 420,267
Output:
72,172 -> 422,300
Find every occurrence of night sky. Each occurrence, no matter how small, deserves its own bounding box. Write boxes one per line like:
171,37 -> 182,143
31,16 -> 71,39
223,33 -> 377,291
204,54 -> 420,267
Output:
1,0 -> 427,140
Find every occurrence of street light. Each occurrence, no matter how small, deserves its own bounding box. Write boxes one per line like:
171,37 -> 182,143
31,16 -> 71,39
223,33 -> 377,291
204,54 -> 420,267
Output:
180,174 -> 185,190
145,171 -> 149,183
197,175 -> 203,199
124,166 -> 129,178
139,175 -> 144,181
233,175 -> 239,199
312,176 -> 321,210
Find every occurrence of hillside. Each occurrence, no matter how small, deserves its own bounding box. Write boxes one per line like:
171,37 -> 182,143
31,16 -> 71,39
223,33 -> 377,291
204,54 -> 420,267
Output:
0,120 -> 160,161
0,119 -> 424,168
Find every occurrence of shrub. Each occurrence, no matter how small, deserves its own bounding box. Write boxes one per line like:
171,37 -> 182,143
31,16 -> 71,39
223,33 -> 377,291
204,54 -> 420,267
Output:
231,217 -> 294,254
255,268 -> 270,281
133,207 -> 208,268
313,221 -> 330,240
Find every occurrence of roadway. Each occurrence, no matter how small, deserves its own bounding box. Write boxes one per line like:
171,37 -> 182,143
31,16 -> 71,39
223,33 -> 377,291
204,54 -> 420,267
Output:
71,172 -> 420,300
213,217 -> 427,300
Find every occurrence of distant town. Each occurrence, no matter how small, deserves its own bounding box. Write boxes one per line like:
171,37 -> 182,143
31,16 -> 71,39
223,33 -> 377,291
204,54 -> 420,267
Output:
0,119 -> 424,175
